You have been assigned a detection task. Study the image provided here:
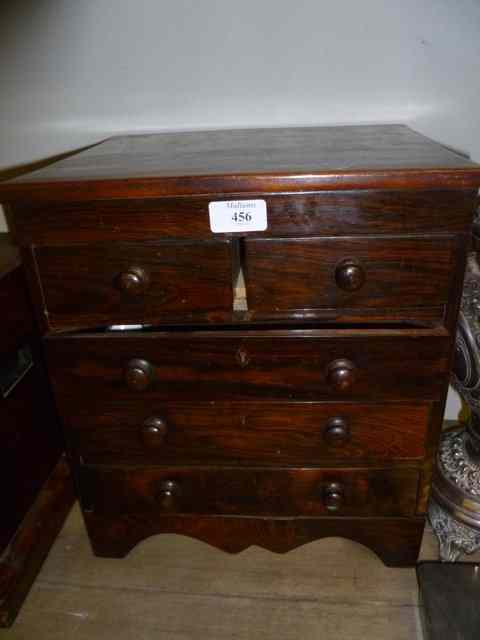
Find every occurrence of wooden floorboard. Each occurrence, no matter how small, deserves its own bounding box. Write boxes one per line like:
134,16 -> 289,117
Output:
4,503 -> 478,640
9,584 -> 422,640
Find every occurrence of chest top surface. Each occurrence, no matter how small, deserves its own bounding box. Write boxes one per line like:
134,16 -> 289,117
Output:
1,125 -> 480,202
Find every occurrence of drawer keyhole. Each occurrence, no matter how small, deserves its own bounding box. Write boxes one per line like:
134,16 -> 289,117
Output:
236,346 -> 251,368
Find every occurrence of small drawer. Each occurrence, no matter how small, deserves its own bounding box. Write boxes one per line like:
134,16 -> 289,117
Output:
65,401 -> 432,466
79,465 -> 420,518
34,240 -> 234,330
46,331 -> 450,404
243,236 -> 457,322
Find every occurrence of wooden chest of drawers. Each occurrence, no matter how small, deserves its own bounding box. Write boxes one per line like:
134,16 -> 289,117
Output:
2,124 -> 480,566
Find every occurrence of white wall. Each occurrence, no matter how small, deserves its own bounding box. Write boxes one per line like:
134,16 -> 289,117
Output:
1,0 -> 479,168
1,0 -> 478,417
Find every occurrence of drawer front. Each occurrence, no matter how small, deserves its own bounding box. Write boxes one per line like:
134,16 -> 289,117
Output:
11,191 -> 476,245
244,236 -> 456,319
65,401 -> 432,465
80,465 -> 420,518
34,241 -> 234,330
46,332 -> 450,403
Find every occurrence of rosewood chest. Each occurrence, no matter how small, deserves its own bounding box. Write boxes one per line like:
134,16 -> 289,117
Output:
2,124 -> 480,566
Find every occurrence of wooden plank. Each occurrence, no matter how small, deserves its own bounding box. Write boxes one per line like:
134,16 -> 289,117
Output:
9,582 -> 421,640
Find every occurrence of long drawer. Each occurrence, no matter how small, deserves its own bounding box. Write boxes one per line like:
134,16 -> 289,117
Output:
79,465 -> 420,518
64,401 -> 432,465
34,240 -> 234,330
46,330 -> 450,403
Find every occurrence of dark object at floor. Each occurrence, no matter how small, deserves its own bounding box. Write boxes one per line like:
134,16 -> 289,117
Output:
417,561 -> 480,639
0,233 -> 74,626
0,457 -> 74,626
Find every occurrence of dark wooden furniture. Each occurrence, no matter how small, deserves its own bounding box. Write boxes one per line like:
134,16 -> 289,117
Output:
417,562 -> 480,639
2,124 -> 480,567
0,234 -> 74,627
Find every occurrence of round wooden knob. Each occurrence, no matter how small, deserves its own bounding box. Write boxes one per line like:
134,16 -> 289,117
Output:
335,259 -> 365,292
157,479 -> 181,510
140,417 -> 168,447
125,358 -> 154,391
326,358 -> 356,391
323,481 -> 345,512
323,417 -> 350,446
116,266 -> 150,296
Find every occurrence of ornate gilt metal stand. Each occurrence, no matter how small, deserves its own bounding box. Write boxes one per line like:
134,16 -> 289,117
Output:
429,251 -> 480,560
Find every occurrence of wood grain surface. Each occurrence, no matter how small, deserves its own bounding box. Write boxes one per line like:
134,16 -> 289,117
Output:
82,507 -> 425,567
1,125 -> 480,202
35,240 -> 234,330
64,401 -> 432,466
244,235 -> 456,312
46,331 -> 450,403
78,465 -> 420,519
7,190 -> 477,246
